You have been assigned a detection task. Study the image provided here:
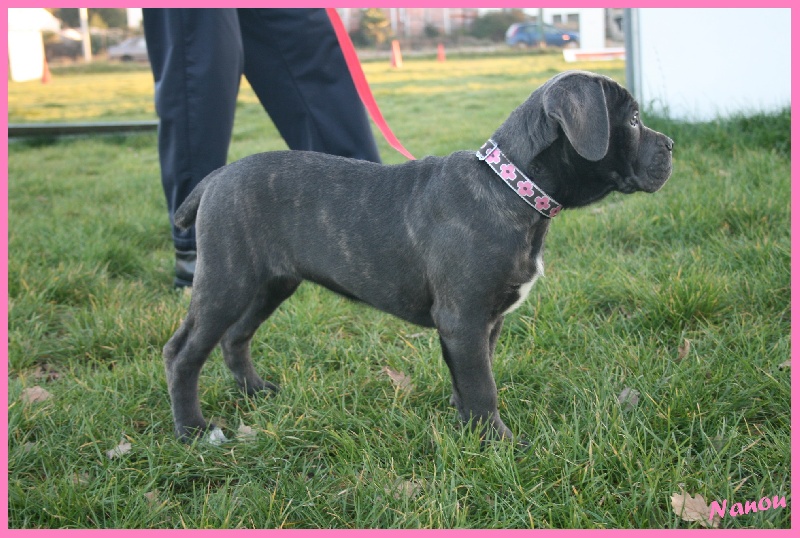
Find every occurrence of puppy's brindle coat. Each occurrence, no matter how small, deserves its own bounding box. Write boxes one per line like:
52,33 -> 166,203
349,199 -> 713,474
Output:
164,71 -> 673,442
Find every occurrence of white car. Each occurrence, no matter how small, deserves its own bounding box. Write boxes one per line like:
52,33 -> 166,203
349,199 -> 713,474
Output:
107,36 -> 148,62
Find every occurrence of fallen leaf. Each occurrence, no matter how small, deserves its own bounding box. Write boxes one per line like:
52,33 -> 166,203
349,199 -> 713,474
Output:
709,434 -> 726,453
33,364 -> 60,382
21,386 -> 52,404
382,366 -> 413,391
144,491 -> 160,504
617,387 -> 640,411
677,339 -> 691,361
106,438 -> 132,459
236,422 -> 257,442
72,473 -> 90,486
778,359 -> 790,370
670,490 -> 720,528
385,478 -> 422,500
207,427 -> 228,446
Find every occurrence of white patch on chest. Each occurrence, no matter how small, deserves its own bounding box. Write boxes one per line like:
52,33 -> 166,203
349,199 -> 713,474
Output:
503,254 -> 544,315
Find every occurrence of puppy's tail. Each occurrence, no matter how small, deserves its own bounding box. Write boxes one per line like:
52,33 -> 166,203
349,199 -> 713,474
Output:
173,169 -> 220,229
174,180 -> 205,230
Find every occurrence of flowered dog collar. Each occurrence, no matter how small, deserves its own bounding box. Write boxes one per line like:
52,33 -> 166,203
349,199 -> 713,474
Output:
476,139 -> 562,218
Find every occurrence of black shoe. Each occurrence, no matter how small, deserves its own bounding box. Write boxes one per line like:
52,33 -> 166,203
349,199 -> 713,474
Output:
174,250 -> 196,288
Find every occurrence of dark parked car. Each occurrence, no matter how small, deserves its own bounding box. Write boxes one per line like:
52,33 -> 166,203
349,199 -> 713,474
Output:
44,35 -> 83,61
505,23 -> 579,48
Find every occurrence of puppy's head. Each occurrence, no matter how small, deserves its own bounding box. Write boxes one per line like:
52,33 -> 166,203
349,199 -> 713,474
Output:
495,71 -> 673,208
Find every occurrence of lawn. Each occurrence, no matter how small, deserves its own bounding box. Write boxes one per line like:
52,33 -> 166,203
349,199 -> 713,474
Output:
7,53 -> 791,528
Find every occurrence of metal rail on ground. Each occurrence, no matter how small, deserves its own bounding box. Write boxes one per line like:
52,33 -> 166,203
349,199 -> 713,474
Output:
8,120 -> 159,138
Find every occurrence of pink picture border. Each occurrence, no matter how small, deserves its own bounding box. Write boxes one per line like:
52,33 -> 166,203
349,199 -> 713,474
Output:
2,1 -> 796,534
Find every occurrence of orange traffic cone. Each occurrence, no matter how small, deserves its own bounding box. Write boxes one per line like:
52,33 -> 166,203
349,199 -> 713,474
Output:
437,43 -> 446,62
41,57 -> 51,84
390,39 -> 403,69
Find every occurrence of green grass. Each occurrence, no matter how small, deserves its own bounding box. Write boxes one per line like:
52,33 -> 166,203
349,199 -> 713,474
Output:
7,55 -> 790,528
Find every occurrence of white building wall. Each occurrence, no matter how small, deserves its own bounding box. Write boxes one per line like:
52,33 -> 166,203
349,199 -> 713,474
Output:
7,8 -> 58,82
632,8 -> 790,121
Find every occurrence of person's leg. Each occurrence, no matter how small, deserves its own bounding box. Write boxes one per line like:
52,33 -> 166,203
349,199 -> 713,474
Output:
143,9 -> 244,286
237,8 -> 380,163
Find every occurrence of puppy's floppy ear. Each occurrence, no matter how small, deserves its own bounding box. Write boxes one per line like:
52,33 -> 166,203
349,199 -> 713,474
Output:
542,74 -> 610,161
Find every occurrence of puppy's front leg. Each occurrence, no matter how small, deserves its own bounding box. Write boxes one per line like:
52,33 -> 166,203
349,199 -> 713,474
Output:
436,313 -> 513,440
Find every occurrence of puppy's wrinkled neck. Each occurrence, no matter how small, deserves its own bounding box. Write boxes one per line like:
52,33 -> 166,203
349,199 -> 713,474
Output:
537,138 -> 621,209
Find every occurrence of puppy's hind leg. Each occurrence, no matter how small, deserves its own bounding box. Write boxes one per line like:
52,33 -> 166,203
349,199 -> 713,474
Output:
164,283 -> 255,441
220,277 -> 301,396
163,312 -> 231,440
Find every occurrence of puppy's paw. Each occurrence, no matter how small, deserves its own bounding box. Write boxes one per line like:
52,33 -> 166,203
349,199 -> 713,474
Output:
176,423 -> 229,446
175,422 -> 210,443
240,379 -> 280,397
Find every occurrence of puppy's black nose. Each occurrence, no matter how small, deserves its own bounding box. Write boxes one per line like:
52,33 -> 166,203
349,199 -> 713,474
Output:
665,137 -> 674,152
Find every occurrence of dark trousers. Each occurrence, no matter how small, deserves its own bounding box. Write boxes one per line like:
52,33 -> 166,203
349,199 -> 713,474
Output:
143,8 -> 380,251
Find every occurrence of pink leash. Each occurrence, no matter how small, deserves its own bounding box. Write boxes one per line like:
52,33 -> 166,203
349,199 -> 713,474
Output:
326,8 -> 416,161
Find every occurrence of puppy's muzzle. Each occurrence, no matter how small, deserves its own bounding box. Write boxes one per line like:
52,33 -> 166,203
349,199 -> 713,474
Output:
638,132 -> 674,193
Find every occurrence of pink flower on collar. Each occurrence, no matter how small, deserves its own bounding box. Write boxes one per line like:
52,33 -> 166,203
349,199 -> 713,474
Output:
500,163 -> 517,180
534,195 -> 552,211
549,206 -> 562,217
485,149 -> 501,164
517,180 -> 534,197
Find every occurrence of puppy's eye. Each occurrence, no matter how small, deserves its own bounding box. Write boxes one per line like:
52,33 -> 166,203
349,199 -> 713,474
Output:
630,113 -> 640,128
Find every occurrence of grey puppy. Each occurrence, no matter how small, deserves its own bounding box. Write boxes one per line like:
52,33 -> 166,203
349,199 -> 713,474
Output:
164,70 -> 673,442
